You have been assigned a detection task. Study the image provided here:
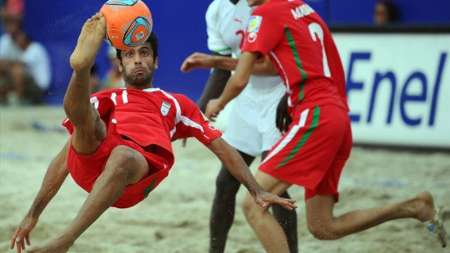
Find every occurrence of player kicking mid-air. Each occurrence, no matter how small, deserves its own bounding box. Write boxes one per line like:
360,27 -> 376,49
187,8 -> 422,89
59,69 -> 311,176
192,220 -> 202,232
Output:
205,0 -> 447,252
10,13 -> 295,253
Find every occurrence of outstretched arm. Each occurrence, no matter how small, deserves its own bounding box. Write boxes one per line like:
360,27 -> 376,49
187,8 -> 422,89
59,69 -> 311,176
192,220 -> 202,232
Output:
10,141 -> 69,252
205,52 -> 258,119
213,54 -> 277,75
195,53 -> 232,113
180,53 -> 231,147
181,52 -> 277,76
207,138 -> 296,210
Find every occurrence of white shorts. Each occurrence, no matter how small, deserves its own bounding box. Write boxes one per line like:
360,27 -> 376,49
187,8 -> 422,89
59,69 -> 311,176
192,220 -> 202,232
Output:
222,81 -> 286,157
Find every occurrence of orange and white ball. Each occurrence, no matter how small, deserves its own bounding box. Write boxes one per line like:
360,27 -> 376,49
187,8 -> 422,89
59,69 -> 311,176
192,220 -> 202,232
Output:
100,0 -> 153,50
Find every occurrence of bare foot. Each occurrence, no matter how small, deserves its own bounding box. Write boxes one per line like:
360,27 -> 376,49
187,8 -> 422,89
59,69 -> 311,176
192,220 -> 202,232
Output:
70,13 -> 106,71
410,191 -> 436,222
26,237 -> 73,253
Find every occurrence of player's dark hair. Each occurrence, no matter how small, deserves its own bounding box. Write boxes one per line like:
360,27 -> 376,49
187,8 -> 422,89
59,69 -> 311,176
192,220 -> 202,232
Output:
116,32 -> 159,61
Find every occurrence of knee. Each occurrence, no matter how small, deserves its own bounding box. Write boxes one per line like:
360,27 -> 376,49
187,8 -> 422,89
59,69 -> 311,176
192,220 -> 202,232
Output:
10,64 -> 26,86
241,195 -> 264,221
215,169 -> 240,196
63,95 -> 77,119
105,146 -> 140,180
10,63 -> 25,77
307,220 -> 339,240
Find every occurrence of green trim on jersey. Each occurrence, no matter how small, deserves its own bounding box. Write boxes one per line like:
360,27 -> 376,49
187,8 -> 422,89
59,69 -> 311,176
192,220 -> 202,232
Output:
276,106 -> 321,169
284,27 -> 307,102
299,83 -> 305,101
213,47 -> 232,55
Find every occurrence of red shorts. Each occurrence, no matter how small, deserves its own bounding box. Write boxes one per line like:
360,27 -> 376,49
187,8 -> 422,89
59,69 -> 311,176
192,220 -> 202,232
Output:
259,104 -> 352,201
67,124 -> 171,209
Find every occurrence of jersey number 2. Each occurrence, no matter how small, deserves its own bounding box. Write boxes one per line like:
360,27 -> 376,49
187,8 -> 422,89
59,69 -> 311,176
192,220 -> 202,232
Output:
308,22 -> 331,77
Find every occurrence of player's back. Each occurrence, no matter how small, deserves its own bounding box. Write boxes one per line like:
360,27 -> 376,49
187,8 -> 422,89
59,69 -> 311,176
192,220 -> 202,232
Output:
250,0 -> 347,109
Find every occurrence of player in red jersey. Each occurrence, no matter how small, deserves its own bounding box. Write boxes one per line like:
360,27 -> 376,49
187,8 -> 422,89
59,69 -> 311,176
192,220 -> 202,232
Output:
206,0 -> 446,252
9,14 -> 296,253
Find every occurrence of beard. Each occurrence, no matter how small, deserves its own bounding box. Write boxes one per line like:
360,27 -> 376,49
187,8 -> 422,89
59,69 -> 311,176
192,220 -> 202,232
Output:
123,69 -> 153,88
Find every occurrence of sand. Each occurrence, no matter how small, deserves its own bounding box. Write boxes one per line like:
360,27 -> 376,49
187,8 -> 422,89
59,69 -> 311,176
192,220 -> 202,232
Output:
0,106 -> 449,253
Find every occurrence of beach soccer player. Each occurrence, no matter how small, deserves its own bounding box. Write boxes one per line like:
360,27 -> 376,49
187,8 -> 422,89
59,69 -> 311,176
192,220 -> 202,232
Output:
205,0 -> 447,252
10,13 -> 296,253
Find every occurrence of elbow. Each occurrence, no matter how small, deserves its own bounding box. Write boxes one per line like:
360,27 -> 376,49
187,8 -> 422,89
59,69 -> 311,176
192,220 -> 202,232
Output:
208,138 -> 231,161
233,76 -> 248,90
236,81 -> 247,90
268,66 -> 278,75
259,63 -> 278,76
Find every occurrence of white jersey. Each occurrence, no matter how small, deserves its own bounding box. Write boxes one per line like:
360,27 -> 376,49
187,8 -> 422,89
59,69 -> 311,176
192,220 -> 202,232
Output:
205,0 -> 286,156
206,0 -> 286,91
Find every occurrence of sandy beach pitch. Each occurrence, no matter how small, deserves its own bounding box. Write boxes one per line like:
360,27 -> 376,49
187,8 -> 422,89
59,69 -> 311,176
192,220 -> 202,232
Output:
1,106 -> 449,252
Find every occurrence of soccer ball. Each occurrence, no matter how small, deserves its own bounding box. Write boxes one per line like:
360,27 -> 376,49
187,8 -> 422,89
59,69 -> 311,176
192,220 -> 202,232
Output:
100,0 -> 153,50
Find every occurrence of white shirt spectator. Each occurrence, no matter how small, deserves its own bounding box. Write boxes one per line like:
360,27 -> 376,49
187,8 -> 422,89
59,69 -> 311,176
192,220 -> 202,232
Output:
0,34 -> 51,90
21,42 -> 51,90
0,34 -> 22,60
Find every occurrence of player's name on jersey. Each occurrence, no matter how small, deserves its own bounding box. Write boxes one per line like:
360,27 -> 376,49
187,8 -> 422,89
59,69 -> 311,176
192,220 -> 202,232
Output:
291,4 -> 315,20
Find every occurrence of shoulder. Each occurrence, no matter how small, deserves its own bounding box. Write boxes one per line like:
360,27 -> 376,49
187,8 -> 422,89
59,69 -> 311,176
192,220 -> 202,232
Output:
253,1 -> 284,16
147,89 -> 190,106
171,93 -> 194,105
206,0 -> 222,23
206,0 -> 236,24
28,42 -> 47,52
0,34 -> 14,49
0,34 -> 11,44
171,93 -> 201,111
25,42 -> 49,58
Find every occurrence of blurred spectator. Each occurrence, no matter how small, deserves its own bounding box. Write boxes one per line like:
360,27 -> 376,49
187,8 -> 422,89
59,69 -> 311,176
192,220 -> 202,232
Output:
102,45 -> 124,90
0,0 -> 6,36
1,0 -> 24,21
0,0 -> 5,23
0,13 -> 51,105
374,0 -> 399,26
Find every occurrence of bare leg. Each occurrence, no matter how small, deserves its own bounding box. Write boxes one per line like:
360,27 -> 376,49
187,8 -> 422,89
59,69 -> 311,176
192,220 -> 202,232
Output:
273,191 -> 298,253
209,151 -> 254,253
242,171 -> 292,253
24,14 -> 128,253
242,172 -> 437,252
262,151 -> 298,253
10,62 -> 26,100
63,13 -> 107,154
0,60 -> 13,104
305,192 -> 436,240
27,146 -> 150,253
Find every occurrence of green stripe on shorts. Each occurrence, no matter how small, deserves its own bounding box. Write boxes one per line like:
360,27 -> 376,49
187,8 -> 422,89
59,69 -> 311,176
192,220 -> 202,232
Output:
277,106 -> 321,168
144,178 -> 158,197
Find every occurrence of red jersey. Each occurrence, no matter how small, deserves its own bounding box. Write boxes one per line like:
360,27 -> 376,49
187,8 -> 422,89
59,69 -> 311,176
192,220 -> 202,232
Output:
63,87 -> 222,169
242,0 -> 348,110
